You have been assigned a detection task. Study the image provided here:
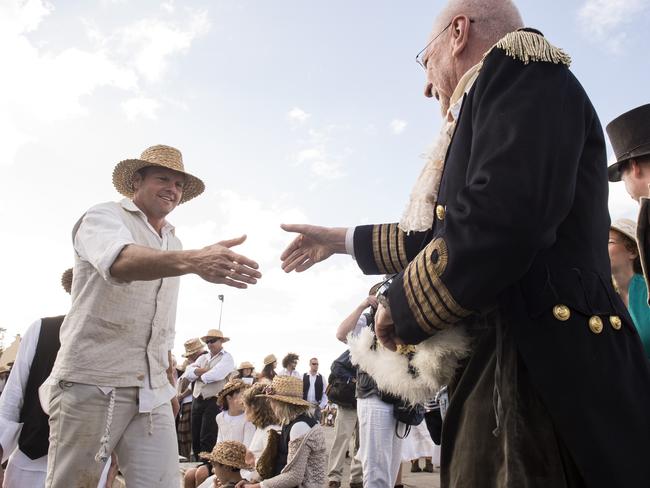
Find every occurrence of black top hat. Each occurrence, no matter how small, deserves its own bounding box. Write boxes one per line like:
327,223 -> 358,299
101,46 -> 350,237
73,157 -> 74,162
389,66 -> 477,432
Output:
606,104 -> 650,182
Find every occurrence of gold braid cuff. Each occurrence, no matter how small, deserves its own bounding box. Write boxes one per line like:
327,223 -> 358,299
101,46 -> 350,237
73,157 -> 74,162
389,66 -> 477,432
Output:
403,238 -> 471,335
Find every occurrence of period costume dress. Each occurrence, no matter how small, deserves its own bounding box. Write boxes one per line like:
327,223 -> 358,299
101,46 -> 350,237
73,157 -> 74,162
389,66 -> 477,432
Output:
352,29 -> 650,487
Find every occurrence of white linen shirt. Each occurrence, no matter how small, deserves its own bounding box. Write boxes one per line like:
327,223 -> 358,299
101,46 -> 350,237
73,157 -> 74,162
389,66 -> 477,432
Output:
278,369 -> 301,379
305,373 -> 328,409
0,319 -> 47,471
183,350 -> 235,384
48,198 -> 179,410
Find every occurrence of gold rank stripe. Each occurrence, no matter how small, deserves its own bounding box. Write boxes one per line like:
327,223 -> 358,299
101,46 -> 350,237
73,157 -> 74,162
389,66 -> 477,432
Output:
404,263 -> 436,334
372,224 -> 408,274
403,239 -> 471,334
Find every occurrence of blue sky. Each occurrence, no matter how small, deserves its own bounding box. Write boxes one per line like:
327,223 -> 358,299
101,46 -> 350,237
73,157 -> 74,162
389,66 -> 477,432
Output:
1,0 -> 648,371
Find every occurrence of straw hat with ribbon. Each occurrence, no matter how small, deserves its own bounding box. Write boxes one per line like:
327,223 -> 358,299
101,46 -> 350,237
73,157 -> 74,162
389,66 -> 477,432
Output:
201,329 -> 230,343
263,354 -> 277,366
217,379 -> 248,407
258,375 -> 312,407
182,338 -> 206,358
112,145 -> 205,204
238,361 -> 255,371
200,440 -> 251,470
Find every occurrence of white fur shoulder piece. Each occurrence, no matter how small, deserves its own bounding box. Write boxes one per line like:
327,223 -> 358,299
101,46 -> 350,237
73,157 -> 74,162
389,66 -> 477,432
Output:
348,326 -> 474,405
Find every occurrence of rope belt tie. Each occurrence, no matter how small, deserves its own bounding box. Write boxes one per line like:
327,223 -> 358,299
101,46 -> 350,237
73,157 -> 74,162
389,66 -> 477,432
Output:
95,389 -> 116,463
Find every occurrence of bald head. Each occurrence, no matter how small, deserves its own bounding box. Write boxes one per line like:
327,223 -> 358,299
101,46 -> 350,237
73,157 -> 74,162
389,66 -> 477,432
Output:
422,0 -> 524,114
432,0 -> 524,51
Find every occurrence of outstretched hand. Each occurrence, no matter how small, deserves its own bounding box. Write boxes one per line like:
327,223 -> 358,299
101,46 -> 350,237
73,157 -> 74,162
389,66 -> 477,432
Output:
280,224 -> 347,273
192,235 -> 262,289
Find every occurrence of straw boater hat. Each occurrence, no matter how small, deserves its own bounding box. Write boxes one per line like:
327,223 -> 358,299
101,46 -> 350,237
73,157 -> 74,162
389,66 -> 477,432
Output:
607,104 -> 650,182
263,354 -> 277,366
61,268 -> 73,295
238,361 -> 254,371
201,329 -> 230,343
258,375 -> 312,407
182,338 -> 205,358
217,379 -> 248,406
611,218 -> 638,244
112,145 -> 205,204
200,440 -> 251,470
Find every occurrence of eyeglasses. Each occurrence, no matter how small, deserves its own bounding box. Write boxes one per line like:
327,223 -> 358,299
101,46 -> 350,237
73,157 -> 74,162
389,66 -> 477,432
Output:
311,363 -> 318,366
415,19 -> 475,70
205,338 -> 221,345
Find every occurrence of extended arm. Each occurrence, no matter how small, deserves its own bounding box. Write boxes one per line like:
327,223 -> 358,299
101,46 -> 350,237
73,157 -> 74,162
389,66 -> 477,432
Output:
335,296 -> 377,343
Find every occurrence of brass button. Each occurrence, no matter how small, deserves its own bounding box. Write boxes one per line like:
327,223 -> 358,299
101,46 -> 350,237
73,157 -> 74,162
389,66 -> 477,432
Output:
552,305 -> 570,322
609,316 -> 622,330
436,205 -> 446,221
589,316 -> 603,334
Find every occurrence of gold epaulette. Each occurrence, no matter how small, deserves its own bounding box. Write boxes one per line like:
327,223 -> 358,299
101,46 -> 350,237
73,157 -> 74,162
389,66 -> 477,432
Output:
490,30 -> 571,67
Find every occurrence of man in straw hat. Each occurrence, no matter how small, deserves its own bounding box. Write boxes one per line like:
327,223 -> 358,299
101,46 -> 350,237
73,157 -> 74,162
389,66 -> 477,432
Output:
44,145 -> 261,488
280,1 -> 650,486
177,338 -> 208,460
0,270 -> 113,487
607,105 -> 650,294
183,329 -> 235,464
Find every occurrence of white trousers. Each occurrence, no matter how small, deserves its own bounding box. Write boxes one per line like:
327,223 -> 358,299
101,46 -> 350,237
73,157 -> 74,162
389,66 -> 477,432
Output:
45,382 -> 178,488
357,395 -> 403,488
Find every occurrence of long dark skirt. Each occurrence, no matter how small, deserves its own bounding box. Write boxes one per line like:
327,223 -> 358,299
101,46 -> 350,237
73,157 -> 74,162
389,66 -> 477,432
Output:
440,312 -> 586,488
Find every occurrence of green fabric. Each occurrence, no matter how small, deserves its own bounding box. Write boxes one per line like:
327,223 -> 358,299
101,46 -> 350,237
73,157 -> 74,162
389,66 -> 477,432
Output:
627,274 -> 650,358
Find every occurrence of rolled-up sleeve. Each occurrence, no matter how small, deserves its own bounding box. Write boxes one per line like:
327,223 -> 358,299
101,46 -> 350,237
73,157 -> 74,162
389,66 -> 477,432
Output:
74,204 -> 135,285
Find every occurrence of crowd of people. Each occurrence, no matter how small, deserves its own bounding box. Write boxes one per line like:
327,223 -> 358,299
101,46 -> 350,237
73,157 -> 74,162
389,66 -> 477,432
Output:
1,0 -> 650,486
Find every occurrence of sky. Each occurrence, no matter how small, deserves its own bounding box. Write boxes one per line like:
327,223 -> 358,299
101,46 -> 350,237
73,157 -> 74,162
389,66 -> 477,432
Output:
1,0 -> 649,373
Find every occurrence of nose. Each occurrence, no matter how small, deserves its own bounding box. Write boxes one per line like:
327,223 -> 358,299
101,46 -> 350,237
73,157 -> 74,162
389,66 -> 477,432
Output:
424,82 -> 434,98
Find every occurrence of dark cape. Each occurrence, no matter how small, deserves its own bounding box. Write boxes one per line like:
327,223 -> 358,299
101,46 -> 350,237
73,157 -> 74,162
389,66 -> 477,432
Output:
353,29 -> 650,488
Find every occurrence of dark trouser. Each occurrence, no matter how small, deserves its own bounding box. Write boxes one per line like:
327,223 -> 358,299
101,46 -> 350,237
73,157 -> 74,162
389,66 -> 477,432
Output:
441,311 -> 586,488
424,408 -> 442,446
190,396 -> 220,461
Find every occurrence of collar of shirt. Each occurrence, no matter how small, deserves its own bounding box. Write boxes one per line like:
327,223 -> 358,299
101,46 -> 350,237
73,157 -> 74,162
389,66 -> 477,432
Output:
119,198 -> 176,238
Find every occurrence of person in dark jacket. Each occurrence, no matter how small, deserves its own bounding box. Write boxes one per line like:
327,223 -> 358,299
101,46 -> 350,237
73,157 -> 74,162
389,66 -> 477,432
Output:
279,0 -> 650,486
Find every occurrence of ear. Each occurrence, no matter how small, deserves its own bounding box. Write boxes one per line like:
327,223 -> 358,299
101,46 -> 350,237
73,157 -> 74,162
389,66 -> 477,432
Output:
132,171 -> 143,191
631,159 -> 643,177
450,15 -> 471,57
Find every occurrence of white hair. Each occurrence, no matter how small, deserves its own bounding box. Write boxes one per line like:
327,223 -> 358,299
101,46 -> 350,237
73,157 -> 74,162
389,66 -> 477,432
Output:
432,0 -> 524,49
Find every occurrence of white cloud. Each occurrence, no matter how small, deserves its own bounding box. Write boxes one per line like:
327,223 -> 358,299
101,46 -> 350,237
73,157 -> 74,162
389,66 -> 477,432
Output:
114,11 -> 210,82
0,1 -> 210,165
578,0 -> 649,51
390,119 -> 407,134
287,107 -> 311,123
122,96 -> 162,121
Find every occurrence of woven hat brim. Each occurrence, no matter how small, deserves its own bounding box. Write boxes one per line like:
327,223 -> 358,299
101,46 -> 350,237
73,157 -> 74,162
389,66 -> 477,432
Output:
199,452 -> 250,470
201,336 -> 230,343
112,159 -> 205,204
257,393 -> 313,407
182,346 -> 205,358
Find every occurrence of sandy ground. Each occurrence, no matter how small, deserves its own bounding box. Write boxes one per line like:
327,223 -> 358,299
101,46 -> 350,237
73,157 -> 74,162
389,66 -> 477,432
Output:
180,423 -> 441,488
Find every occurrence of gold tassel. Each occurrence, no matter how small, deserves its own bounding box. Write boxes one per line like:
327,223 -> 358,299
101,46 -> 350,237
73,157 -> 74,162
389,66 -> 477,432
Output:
491,30 -> 571,67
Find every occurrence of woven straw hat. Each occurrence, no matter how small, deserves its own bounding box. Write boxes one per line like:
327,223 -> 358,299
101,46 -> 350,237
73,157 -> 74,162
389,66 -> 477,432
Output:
182,338 -> 205,358
112,145 -> 205,204
238,361 -> 254,371
217,378 -> 248,406
258,375 -> 312,407
611,218 -> 638,244
61,268 -> 73,295
201,329 -> 230,343
263,354 -> 277,366
200,440 -> 251,470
